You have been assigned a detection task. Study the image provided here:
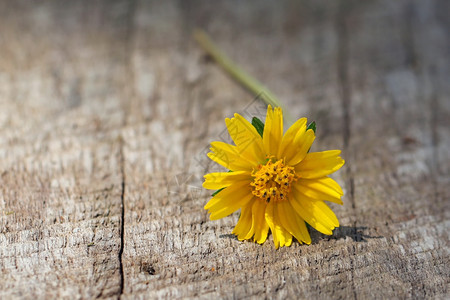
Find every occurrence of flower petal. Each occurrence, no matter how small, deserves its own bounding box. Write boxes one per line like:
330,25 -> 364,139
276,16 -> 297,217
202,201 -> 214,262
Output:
209,194 -> 253,221
263,105 -> 283,156
290,188 -> 339,235
285,129 -> 315,166
265,201 -> 292,248
250,200 -> 270,243
277,201 -> 311,244
264,202 -> 277,246
203,170 -> 252,190
232,201 -> 254,240
204,181 -> 253,220
295,150 -> 345,178
225,113 -> 265,162
208,141 -> 255,171
273,207 -> 293,248
278,117 -> 307,160
294,177 -> 344,204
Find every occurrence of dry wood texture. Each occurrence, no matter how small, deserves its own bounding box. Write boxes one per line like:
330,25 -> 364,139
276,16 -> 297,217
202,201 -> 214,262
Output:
0,0 -> 449,299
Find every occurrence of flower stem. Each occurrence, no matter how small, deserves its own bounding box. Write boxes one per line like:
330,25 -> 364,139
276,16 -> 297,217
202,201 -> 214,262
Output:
194,29 -> 294,125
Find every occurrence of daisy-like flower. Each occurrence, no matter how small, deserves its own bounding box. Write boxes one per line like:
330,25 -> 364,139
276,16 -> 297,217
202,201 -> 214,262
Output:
203,105 -> 345,248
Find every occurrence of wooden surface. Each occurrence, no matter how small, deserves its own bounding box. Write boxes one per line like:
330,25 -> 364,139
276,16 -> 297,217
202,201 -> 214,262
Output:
0,0 -> 449,299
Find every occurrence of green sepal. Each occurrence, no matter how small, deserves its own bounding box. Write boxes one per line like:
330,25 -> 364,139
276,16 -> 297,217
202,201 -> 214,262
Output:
306,121 -> 316,153
211,187 -> 224,197
251,117 -> 265,137
306,121 -> 316,133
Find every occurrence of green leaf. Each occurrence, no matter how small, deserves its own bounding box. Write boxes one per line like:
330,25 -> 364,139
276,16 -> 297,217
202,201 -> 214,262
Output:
306,121 -> 316,133
252,117 -> 265,137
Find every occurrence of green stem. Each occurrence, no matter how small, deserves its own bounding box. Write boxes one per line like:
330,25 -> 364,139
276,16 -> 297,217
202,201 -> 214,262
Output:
194,29 -> 294,125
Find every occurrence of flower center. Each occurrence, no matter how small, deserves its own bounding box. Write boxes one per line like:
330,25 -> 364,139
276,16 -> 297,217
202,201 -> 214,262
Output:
250,158 -> 296,203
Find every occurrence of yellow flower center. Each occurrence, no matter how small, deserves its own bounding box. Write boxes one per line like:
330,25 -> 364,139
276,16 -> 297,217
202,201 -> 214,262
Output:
250,158 -> 296,203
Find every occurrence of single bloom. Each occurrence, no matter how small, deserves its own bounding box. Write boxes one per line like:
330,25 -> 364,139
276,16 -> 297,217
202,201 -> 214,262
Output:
203,105 -> 345,248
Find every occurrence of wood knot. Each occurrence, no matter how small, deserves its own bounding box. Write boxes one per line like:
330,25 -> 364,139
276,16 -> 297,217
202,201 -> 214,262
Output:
141,263 -> 156,275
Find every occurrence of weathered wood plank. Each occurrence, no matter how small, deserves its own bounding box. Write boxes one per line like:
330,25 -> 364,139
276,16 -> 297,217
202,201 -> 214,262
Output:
336,0 -> 450,298
0,0 -> 448,299
0,1 -> 134,298
120,0 -> 449,299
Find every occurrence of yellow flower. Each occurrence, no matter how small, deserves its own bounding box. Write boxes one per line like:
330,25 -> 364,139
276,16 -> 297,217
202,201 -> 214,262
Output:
203,105 -> 345,248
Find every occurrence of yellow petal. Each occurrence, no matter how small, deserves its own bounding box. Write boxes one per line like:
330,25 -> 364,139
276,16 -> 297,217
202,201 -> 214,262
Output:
294,177 -> 344,204
251,200 -> 270,243
225,113 -> 265,162
204,180 -> 249,210
265,201 -> 292,248
311,200 -> 339,228
273,204 -> 293,248
263,105 -> 283,156
278,117 -> 307,160
286,129 -> 315,166
277,201 -> 311,244
243,200 -> 261,240
203,171 -> 252,190
209,192 -> 253,220
232,201 -> 254,240
264,201 -> 278,248
290,188 -> 339,235
208,141 -> 255,171
295,150 -> 345,178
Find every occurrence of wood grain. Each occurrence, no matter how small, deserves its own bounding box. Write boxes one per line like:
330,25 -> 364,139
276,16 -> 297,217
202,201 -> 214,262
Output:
0,0 -> 448,299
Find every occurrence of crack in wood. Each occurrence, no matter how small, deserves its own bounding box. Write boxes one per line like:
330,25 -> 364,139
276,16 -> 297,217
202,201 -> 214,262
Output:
337,2 -> 357,300
118,136 -> 126,298
118,1 -> 137,297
